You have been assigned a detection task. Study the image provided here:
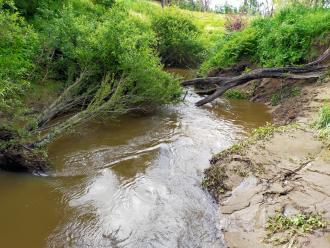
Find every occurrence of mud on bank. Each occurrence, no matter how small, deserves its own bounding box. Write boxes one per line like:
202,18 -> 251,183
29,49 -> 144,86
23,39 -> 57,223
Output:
203,78 -> 330,247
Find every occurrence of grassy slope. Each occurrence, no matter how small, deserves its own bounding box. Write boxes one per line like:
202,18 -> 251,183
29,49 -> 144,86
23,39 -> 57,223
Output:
123,0 -> 225,46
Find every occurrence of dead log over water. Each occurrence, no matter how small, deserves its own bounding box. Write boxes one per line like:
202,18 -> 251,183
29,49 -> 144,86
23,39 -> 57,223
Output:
182,48 -> 330,107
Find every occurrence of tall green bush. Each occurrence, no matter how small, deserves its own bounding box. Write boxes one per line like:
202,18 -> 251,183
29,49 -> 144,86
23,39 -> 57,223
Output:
0,0 -> 181,144
34,1 -> 181,107
152,10 -> 206,67
0,1 -> 40,125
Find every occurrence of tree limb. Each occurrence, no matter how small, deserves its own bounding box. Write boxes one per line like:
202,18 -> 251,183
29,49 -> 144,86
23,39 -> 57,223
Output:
35,69 -> 90,129
182,48 -> 330,107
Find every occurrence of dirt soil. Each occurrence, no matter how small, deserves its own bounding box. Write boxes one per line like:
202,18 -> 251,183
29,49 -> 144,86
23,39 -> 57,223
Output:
205,78 -> 330,248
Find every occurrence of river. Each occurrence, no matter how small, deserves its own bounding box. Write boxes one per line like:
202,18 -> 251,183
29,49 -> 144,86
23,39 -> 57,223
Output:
0,69 -> 271,247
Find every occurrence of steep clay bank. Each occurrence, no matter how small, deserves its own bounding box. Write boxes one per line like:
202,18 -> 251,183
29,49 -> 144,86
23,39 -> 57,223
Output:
204,79 -> 330,248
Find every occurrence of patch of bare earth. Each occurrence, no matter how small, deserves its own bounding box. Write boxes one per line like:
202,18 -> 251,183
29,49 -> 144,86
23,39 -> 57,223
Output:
206,79 -> 330,248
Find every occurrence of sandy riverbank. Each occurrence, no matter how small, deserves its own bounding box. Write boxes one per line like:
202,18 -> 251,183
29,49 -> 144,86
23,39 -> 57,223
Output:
204,78 -> 330,247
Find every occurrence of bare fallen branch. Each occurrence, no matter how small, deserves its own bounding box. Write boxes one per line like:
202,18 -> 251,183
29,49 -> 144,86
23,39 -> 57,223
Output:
182,48 -> 330,106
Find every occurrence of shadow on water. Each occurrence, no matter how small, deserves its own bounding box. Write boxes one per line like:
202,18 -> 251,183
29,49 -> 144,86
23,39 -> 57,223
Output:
0,69 -> 272,248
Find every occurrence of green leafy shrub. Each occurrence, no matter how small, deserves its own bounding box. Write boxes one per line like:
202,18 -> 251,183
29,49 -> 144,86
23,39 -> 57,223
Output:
202,165 -> 228,196
13,0 -> 38,17
201,5 -> 330,74
0,1 -> 40,125
200,27 -> 257,73
152,9 -> 206,67
96,4 -> 181,105
35,1 -> 181,108
254,6 -> 330,67
0,0 -> 183,147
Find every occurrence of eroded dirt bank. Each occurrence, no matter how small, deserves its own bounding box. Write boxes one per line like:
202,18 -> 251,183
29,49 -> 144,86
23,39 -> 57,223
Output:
204,79 -> 330,247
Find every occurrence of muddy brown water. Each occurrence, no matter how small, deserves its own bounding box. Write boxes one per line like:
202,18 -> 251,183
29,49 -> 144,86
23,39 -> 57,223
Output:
0,69 -> 271,248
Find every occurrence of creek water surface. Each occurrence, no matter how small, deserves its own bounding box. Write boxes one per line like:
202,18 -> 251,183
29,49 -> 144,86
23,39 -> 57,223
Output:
0,70 -> 271,248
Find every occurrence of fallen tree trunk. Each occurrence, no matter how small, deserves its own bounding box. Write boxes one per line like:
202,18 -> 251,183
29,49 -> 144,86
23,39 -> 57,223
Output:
32,75 -> 125,147
183,48 -> 330,107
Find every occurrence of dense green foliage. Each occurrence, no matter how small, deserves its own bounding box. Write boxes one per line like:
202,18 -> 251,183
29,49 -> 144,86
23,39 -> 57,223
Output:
0,1 -> 40,127
152,10 -> 205,67
39,0 -> 180,104
0,0 -> 183,133
201,6 -> 330,74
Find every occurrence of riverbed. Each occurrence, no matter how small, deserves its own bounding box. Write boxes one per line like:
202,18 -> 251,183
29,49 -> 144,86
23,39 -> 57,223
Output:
0,72 -> 271,247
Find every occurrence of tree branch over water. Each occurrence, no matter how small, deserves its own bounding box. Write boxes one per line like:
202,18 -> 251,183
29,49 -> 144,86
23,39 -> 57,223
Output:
182,48 -> 330,107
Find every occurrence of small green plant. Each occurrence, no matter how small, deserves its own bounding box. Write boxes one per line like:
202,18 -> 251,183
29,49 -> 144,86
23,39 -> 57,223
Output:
265,212 -> 329,245
202,165 -> 228,197
315,104 -> 330,144
224,89 -> 248,100
211,141 -> 248,164
271,92 -> 281,106
252,123 -> 279,139
252,123 -> 297,140
290,86 -> 301,97
315,104 -> 330,129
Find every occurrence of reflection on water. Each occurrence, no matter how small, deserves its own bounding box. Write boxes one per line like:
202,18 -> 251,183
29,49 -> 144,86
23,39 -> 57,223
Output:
0,70 -> 271,248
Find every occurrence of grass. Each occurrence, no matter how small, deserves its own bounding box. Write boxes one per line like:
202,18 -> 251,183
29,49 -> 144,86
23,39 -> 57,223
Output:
264,212 -> 329,246
315,104 -> 330,144
124,0 -> 225,47
315,104 -> 330,129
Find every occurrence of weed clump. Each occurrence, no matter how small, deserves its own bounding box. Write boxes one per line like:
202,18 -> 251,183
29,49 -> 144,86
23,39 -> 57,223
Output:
315,104 -> 330,144
202,165 -> 228,198
252,123 -> 293,140
316,104 -> 330,129
224,89 -> 248,100
264,212 -> 329,246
